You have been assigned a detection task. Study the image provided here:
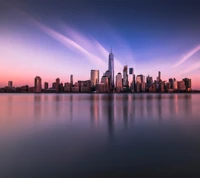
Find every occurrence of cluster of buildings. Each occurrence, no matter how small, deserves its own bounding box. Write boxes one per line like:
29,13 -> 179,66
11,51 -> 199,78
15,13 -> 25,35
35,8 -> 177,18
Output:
0,50 -> 192,93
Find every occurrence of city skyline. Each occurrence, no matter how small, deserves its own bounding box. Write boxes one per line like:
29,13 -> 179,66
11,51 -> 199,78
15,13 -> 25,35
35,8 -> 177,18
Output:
0,50 -> 192,93
0,0 -> 200,88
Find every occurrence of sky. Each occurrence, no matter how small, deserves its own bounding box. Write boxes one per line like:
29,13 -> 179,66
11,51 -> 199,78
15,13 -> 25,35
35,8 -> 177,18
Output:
0,0 -> 200,89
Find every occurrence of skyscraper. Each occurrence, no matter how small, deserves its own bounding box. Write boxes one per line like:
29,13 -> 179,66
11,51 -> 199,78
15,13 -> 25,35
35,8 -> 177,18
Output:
70,75 -> 73,85
146,75 -> 153,86
91,70 -> 99,87
104,70 -> 112,91
108,50 -> 114,89
157,71 -> 161,82
56,78 -> 60,92
123,65 -> 128,87
34,76 -> 42,93
101,76 -> 109,92
136,74 -> 145,83
116,73 -> 122,92
129,68 -> 135,92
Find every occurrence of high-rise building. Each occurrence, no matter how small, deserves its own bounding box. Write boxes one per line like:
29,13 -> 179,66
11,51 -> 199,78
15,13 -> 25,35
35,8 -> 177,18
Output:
91,70 -> 99,87
136,74 -> 145,83
173,78 -> 178,90
123,65 -> 128,87
108,50 -> 114,89
55,78 -> 60,92
44,82 -> 48,91
129,68 -> 133,75
70,75 -> 73,85
8,81 -> 13,88
146,75 -> 153,86
169,78 -> 173,89
101,76 -> 109,92
183,78 -> 192,91
116,73 -> 122,92
34,76 -> 42,93
157,71 -> 161,82
129,68 -> 135,92
104,70 -> 112,91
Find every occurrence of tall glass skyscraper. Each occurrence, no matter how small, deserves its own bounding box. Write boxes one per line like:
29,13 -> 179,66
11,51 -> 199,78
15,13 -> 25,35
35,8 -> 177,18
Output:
108,50 -> 114,89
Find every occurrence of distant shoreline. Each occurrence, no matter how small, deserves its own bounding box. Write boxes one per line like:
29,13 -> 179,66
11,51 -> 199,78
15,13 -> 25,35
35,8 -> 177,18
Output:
0,92 -> 200,94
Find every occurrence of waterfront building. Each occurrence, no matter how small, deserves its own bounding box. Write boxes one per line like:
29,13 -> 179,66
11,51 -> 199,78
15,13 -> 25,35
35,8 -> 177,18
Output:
8,81 -> 13,88
71,82 -> 79,92
146,75 -> 153,86
178,81 -> 186,91
116,73 -> 122,92
44,82 -> 48,91
55,78 -> 60,92
28,87 -> 35,93
78,80 -> 91,93
104,70 -> 112,91
52,82 -> 56,89
96,83 -> 105,93
91,70 -> 99,87
136,82 -> 141,92
64,83 -> 71,92
108,49 -> 114,89
136,74 -> 145,83
20,85 -> 29,93
183,78 -> 192,91
70,75 -> 73,85
173,78 -> 178,90
123,65 -> 129,88
141,82 -> 146,92
159,82 -> 165,92
59,83 -> 64,92
169,78 -> 173,89
101,76 -> 109,92
34,76 -> 42,93
129,68 -> 135,92
157,71 -> 161,82
149,83 -> 157,92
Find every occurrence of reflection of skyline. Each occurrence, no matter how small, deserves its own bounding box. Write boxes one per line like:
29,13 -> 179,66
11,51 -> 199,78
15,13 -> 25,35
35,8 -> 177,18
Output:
90,94 -> 99,127
34,95 -> 42,119
122,94 -> 128,129
2,94 -> 195,139
105,95 -> 114,139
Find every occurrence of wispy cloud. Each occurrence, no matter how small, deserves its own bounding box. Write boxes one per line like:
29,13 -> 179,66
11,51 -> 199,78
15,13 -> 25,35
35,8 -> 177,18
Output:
59,23 -> 124,71
173,45 -> 200,68
181,61 -> 200,74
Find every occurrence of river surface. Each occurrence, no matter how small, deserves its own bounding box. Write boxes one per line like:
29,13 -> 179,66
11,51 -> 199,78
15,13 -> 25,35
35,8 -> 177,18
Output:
0,93 -> 200,177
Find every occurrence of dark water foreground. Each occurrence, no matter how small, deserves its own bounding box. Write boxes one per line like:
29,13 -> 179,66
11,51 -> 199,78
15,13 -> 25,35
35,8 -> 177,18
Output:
0,93 -> 200,178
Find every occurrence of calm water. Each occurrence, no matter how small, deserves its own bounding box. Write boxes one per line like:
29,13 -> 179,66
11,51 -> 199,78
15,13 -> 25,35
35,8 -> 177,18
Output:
1,93 -> 200,177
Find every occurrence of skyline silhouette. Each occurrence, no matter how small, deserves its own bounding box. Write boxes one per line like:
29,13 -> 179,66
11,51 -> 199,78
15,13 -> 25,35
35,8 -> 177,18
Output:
0,0 -> 200,88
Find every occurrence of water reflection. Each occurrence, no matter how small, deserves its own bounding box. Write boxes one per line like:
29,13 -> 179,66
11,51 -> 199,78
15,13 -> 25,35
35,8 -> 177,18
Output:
1,93 -> 200,178
34,95 -> 41,119
103,94 -> 114,138
90,94 -> 99,127
122,94 -> 128,128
